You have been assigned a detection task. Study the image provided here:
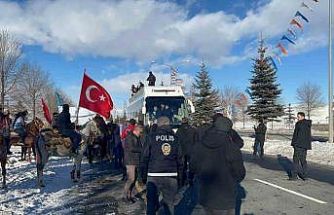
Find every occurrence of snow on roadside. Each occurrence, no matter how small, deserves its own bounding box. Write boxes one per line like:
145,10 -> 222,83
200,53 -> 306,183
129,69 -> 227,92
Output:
0,146 -> 76,214
242,136 -> 334,167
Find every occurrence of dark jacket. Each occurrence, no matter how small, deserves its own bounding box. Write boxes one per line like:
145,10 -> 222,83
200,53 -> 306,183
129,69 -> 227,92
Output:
124,132 -> 142,166
190,116 -> 246,210
141,125 -> 183,179
56,110 -> 72,133
291,119 -> 312,150
147,73 -> 156,86
255,123 -> 267,143
176,123 -> 196,157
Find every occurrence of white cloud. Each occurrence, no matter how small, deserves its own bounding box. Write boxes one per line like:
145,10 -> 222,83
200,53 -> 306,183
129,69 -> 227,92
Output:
0,0 -> 328,66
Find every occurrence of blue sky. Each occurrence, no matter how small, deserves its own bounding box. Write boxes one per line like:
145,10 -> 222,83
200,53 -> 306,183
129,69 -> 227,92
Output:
0,0 -> 329,109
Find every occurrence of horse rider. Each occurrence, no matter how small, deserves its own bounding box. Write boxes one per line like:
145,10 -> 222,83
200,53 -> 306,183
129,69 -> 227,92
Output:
1,110 -> 12,155
56,104 -> 82,154
13,110 -> 28,144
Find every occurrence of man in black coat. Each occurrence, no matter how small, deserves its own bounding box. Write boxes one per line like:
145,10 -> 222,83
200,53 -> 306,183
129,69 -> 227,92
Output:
253,119 -> 267,159
190,114 -> 245,215
123,125 -> 144,203
147,71 -> 156,86
141,116 -> 183,215
56,104 -> 81,153
290,112 -> 312,181
176,117 -> 196,186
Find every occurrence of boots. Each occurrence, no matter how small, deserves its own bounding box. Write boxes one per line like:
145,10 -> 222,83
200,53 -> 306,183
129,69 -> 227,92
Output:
70,170 -> 75,180
1,176 -> 6,189
76,170 -> 81,180
37,169 -> 45,187
37,175 -> 45,187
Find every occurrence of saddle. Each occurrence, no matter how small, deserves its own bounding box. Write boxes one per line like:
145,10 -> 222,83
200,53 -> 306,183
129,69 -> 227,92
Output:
40,129 -> 72,148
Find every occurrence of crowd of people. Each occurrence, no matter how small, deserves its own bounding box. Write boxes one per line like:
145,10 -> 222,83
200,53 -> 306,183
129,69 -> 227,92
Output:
117,110 -> 312,215
118,112 -> 246,215
0,102 -> 312,214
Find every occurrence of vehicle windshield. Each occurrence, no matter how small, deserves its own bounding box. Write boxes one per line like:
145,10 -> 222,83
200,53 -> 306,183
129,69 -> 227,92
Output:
145,96 -> 187,126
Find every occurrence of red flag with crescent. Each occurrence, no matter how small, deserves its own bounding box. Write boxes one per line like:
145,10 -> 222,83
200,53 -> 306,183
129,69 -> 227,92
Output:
79,73 -> 113,119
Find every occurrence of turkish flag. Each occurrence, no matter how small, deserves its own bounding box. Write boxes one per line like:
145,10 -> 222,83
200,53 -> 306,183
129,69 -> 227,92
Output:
41,98 -> 52,124
79,73 -> 113,119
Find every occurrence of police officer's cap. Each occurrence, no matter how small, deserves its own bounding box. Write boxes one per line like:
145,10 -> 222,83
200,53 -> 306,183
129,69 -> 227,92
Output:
157,116 -> 170,127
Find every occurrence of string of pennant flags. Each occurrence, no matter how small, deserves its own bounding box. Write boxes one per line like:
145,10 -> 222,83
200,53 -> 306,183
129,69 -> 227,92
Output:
268,0 -> 320,70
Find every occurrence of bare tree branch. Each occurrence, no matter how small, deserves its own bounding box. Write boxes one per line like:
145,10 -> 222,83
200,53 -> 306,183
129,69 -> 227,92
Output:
0,29 -> 21,111
296,82 -> 324,119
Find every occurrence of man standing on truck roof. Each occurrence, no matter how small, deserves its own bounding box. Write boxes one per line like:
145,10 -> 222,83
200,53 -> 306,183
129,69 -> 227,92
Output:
147,71 -> 156,86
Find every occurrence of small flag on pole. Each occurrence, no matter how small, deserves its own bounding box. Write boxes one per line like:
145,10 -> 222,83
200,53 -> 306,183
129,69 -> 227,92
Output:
281,35 -> 296,45
301,2 -> 313,12
287,28 -> 297,39
295,11 -> 309,23
290,19 -> 303,30
277,43 -> 288,55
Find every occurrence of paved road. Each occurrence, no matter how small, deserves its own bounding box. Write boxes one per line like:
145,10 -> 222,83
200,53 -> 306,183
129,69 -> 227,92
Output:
54,153 -> 334,215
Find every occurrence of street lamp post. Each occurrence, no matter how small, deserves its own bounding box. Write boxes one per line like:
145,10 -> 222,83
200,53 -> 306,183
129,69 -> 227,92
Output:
329,0 -> 333,143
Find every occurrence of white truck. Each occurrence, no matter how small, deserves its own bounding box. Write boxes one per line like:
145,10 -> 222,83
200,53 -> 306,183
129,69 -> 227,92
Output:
127,85 -> 195,127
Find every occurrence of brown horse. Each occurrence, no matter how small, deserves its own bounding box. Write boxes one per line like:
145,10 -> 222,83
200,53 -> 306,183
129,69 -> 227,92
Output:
11,118 -> 44,162
0,136 -> 6,188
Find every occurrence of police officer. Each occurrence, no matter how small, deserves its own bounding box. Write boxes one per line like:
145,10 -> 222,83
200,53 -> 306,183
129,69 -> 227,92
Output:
141,116 -> 183,215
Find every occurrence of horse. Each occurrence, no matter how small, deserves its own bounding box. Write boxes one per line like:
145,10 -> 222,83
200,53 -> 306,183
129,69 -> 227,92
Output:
20,117 -> 44,162
0,136 -> 7,188
85,116 -> 111,164
35,119 -> 102,186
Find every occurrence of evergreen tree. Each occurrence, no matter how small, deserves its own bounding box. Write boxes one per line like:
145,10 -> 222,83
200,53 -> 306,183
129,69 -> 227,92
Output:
192,63 -> 220,126
247,39 -> 284,121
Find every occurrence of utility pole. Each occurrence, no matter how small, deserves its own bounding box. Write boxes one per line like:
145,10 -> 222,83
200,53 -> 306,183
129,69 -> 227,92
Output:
329,0 -> 333,143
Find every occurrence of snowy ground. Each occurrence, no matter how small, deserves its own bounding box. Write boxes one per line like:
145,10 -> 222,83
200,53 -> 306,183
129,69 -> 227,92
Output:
0,146 -> 78,214
242,136 -> 334,167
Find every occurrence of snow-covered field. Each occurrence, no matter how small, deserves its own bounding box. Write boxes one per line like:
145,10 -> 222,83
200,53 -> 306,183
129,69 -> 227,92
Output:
0,146 -> 76,214
234,105 -> 330,130
242,136 -> 334,167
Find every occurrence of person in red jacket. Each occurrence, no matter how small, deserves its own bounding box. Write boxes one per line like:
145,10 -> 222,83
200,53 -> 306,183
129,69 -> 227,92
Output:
120,119 -> 136,180
121,119 -> 136,141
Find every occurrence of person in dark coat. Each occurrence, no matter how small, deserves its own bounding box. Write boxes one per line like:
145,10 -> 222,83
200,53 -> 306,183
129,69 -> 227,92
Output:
253,119 -> 267,159
56,104 -> 81,153
123,125 -> 144,203
141,116 -> 183,215
51,112 -> 59,129
3,110 -> 12,155
176,117 -> 196,186
147,71 -> 156,86
13,110 -> 28,143
190,114 -> 245,215
290,112 -> 312,181
94,114 -> 109,159
107,119 -> 122,168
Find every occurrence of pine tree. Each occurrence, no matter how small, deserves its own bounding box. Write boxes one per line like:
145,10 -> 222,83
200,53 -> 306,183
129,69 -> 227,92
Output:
247,39 -> 284,121
192,63 -> 220,126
